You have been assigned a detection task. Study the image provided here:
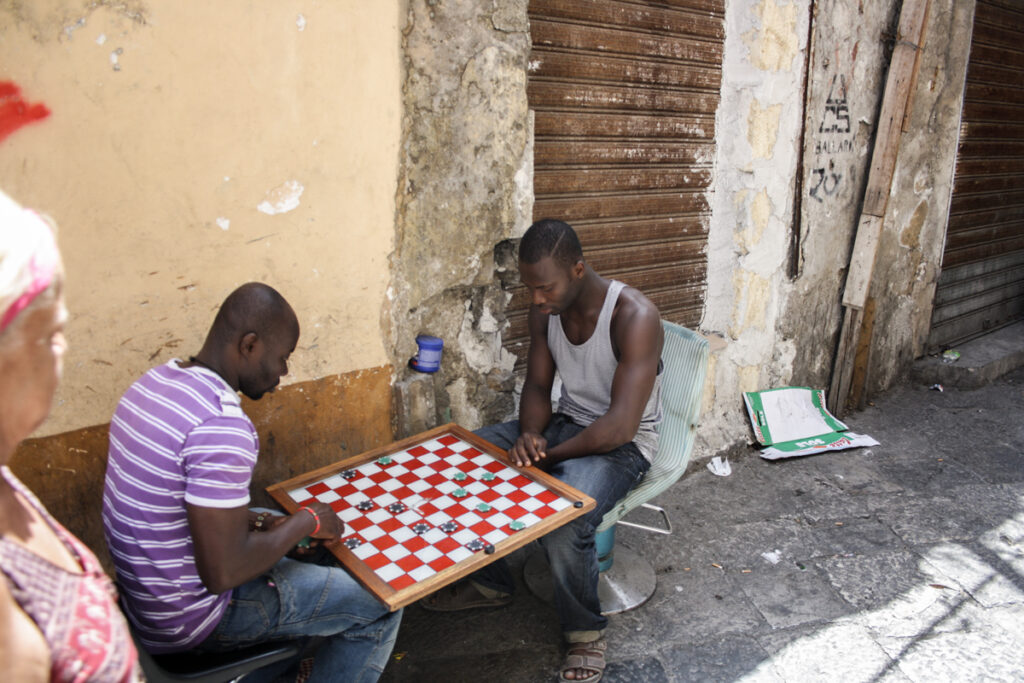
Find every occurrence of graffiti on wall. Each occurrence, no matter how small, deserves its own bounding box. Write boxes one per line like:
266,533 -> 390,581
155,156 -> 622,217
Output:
809,74 -> 852,202
0,81 -> 51,145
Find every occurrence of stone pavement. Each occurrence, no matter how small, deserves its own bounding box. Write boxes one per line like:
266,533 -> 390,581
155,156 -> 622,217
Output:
379,366 -> 1024,682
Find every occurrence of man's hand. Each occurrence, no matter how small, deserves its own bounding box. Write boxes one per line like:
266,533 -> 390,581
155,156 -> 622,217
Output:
509,432 -> 548,467
303,501 -> 345,541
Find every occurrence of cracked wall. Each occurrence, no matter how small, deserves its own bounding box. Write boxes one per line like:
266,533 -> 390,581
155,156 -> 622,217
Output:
703,0 -> 972,456
390,0 -> 532,435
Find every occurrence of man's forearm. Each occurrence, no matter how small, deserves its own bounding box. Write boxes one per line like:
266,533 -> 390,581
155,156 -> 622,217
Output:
518,384 -> 552,435
546,413 -> 637,463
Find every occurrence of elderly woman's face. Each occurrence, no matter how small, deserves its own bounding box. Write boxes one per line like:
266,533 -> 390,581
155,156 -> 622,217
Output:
3,294 -> 68,444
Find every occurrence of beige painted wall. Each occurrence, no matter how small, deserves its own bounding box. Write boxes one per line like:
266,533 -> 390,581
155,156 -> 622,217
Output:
0,0 -> 402,435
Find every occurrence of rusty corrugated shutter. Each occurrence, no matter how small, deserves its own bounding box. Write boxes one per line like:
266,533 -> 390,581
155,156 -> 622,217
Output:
928,0 -> 1024,351
503,0 -> 724,367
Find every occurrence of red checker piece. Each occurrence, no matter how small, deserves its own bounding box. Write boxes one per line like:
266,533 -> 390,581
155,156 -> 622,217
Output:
396,554 -> 425,573
306,482 -> 330,496
429,555 -> 456,572
434,536 -> 461,555
437,435 -> 460,446
389,574 -> 416,591
407,445 -> 429,457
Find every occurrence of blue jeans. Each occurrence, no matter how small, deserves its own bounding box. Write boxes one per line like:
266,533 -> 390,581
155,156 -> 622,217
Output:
196,556 -> 402,683
472,415 -> 650,637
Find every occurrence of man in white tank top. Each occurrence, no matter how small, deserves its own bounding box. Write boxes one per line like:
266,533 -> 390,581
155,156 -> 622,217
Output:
422,220 -> 664,682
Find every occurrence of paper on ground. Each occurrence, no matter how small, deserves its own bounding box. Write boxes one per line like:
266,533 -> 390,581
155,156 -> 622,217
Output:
744,386 -> 878,460
707,456 -> 731,476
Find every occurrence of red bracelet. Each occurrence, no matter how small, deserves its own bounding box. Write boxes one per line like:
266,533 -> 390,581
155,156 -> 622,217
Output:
299,506 -> 321,535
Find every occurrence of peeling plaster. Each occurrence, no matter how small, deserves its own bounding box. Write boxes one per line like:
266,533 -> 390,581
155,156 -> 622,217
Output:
748,100 -> 783,159
743,0 -> 801,72
742,189 -> 773,250
257,180 -> 304,215
731,270 -> 772,338
901,201 -> 928,250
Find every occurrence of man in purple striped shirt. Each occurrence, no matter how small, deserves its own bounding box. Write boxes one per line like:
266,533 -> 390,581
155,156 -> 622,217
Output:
103,282 -> 401,682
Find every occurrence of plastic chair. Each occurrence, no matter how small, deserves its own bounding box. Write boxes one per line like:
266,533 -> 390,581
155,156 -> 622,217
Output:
122,606 -> 301,683
525,320 -> 710,613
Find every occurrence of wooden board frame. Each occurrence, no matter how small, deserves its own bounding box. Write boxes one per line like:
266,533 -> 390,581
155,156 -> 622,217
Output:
266,423 -> 596,611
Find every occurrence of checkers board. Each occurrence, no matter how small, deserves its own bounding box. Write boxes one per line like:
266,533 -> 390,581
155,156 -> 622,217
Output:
266,424 -> 595,611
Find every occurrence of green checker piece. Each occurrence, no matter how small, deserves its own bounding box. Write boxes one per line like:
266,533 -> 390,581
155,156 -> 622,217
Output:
453,471 -> 467,481
509,520 -> 526,531
452,488 -> 468,498
482,472 -> 496,481
476,503 -> 491,513
377,455 -> 392,465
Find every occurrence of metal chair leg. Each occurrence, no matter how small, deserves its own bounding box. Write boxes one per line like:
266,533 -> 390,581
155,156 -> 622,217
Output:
523,525 -> 657,615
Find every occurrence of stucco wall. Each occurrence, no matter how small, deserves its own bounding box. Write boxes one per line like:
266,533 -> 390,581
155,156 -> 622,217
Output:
701,0 -> 813,453
0,0 -> 403,436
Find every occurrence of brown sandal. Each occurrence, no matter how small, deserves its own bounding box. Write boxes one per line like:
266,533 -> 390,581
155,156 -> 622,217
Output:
558,638 -> 607,682
420,580 -> 512,612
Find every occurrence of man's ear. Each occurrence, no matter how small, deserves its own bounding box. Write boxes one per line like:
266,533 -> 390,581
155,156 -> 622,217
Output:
572,260 -> 585,280
238,331 -> 260,360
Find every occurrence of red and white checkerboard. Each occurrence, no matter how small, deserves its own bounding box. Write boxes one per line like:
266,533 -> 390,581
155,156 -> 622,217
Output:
269,425 -> 593,610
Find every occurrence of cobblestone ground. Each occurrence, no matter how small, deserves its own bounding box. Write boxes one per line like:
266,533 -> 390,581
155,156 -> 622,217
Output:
380,367 -> 1024,682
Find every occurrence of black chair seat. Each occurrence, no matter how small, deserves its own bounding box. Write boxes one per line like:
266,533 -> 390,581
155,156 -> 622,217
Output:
127,621 -> 300,683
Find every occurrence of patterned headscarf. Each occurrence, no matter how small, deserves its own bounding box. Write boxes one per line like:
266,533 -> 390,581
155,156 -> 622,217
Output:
0,190 -> 60,335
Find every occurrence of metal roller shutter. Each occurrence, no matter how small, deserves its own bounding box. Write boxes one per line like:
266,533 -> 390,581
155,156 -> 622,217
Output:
503,0 -> 724,367
928,0 -> 1024,351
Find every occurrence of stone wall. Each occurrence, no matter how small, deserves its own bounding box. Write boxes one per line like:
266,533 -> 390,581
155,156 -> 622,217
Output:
390,0 -> 533,435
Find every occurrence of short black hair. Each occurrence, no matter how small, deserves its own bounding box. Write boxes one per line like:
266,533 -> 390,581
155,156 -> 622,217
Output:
518,219 -> 583,267
209,282 -> 297,346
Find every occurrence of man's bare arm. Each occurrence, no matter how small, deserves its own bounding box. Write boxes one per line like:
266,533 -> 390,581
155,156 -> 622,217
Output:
507,306 -> 556,466
543,290 -> 663,464
188,501 -> 342,594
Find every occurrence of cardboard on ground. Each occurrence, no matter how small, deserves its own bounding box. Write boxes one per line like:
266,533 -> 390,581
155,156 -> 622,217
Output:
743,387 -> 879,460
